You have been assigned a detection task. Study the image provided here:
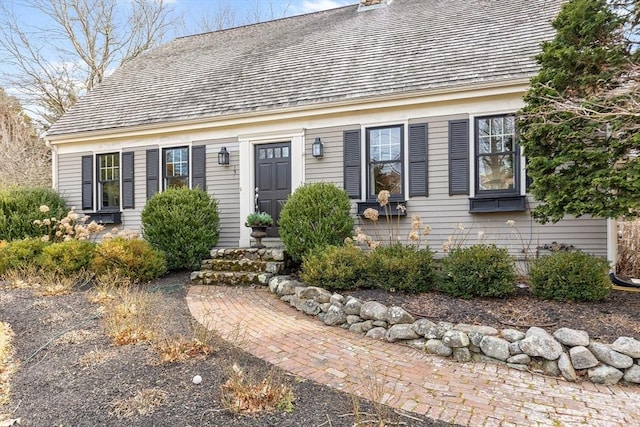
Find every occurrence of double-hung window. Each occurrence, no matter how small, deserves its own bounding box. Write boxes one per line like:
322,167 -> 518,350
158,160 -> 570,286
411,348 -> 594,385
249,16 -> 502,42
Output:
163,147 -> 189,189
475,115 -> 518,194
98,153 -> 120,210
367,125 -> 404,199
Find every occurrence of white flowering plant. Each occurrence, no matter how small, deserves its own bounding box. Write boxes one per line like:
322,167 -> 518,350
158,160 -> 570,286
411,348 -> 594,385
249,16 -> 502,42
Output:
33,206 -> 105,242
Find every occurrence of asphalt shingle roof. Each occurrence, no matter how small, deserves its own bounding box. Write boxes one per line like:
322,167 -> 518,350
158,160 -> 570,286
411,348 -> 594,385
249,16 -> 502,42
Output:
46,0 -> 562,137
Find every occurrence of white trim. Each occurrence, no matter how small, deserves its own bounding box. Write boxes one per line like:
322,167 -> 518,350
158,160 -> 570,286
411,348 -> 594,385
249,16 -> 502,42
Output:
607,218 -> 617,269
238,131 -> 304,247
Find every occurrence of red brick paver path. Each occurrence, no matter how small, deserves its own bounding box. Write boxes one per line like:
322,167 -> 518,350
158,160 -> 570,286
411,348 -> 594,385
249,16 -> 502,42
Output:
187,285 -> 640,426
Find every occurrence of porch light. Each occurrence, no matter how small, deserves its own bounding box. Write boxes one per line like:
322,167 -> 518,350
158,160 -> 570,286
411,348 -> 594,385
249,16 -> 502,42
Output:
312,137 -> 324,158
218,147 -> 230,165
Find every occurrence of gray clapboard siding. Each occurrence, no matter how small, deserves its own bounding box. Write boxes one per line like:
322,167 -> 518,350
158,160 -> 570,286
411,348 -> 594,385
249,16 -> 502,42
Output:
355,114 -> 608,258
204,140 -> 240,247
57,152 -> 86,212
306,125 -> 360,186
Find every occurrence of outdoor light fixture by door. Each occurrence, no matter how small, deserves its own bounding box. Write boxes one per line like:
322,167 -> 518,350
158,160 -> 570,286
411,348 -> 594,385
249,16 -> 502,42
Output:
312,137 -> 324,158
218,147 -> 230,165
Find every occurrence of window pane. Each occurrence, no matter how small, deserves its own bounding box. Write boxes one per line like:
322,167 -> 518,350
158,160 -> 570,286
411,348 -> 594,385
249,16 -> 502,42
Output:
259,149 -> 266,159
274,147 -> 281,158
166,176 -> 188,189
369,162 -> 402,196
282,147 -> 289,158
101,181 -> 120,208
267,148 -> 273,158
478,155 -> 514,190
478,136 -> 491,154
369,127 -> 401,162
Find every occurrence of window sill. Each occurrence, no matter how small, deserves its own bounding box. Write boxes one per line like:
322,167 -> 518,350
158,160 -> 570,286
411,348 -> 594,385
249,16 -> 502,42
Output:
357,201 -> 407,217
86,211 -> 122,224
469,195 -> 526,213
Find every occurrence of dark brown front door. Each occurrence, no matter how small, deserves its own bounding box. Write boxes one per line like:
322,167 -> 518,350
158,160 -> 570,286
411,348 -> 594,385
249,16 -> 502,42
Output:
255,142 -> 291,237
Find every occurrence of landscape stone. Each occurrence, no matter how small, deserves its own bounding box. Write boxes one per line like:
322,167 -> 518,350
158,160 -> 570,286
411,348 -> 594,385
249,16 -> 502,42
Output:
553,328 -> 590,347
589,342 -> 634,369
330,293 -> 345,305
612,337 -> 640,358
361,320 -> 374,332
558,353 -> 577,382
296,286 -> 325,300
346,315 -> 362,325
277,279 -> 298,296
372,320 -> 388,328
454,324 -> 498,336
479,336 -> 510,361
509,341 -> 523,355
319,302 -> 332,313
360,301 -> 388,321
501,329 -> 526,342
425,339 -> 453,357
472,353 -> 500,363
507,354 -> 531,365
623,365 -> 640,383
387,324 -> 420,342
365,327 -> 387,340
543,360 -> 561,377
323,304 -> 347,326
467,331 -> 485,347
412,318 -> 438,338
268,276 -> 283,293
301,299 -> 322,316
588,365 -> 623,385
507,363 -> 528,371
468,344 -> 482,353
349,323 -> 365,334
442,330 -> 470,348
280,295 -> 293,303
405,339 -> 427,351
519,327 -> 563,360
453,347 -> 472,362
386,306 -> 415,325
569,346 -> 599,370
343,297 -> 363,315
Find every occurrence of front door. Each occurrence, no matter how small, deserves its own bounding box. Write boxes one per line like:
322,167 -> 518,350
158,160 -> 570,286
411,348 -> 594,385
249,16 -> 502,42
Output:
255,142 -> 291,237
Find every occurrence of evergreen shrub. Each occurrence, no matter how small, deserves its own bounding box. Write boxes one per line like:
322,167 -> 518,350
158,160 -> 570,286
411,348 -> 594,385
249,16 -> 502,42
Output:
300,243 -> 368,290
0,187 -> 67,241
92,237 -> 167,282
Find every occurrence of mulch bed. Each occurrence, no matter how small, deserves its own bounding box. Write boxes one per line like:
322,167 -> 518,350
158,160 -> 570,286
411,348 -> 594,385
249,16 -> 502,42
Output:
0,272 -> 446,427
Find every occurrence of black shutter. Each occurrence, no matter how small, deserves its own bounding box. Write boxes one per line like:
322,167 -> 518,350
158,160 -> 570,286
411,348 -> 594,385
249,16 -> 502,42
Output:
81,155 -> 93,211
449,119 -> 470,196
192,145 -> 206,190
146,149 -> 159,200
122,152 -> 135,209
343,129 -> 361,199
408,123 -> 428,197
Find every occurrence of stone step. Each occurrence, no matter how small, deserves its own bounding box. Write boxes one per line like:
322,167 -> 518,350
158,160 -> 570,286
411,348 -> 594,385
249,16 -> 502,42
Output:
209,247 -> 286,262
200,258 -> 286,274
190,270 -> 273,286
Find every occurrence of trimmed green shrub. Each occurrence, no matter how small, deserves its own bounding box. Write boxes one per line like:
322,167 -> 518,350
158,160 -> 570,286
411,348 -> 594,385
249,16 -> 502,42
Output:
368,243 -> 436,293
0,237 -> 50,274
141,188 -> 219,270
279,183 -> 354,262
0,187 -> 67,241
301,243 -> 369,290
440,244 -> 516,299
529,250 -> 611,302
91,237 -> 167,282
39,240 -> 96,274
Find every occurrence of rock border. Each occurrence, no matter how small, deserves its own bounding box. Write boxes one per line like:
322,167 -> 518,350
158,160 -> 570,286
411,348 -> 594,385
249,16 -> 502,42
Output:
268,276 -> 640,386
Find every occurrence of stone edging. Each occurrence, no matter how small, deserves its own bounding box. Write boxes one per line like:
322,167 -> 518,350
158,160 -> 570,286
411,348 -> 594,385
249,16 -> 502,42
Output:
268,276 -> 640,386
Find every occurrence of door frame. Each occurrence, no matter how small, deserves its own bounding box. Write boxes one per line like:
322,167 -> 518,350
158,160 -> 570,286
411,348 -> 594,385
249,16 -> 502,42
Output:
238,129 -> 305,247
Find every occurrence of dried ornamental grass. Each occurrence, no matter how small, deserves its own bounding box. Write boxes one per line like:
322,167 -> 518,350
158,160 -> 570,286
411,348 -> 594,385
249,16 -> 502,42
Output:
102,288 -> 158,345
0,322 -> 17,406
111,388 -> 167,418
220,364 -> 294,414
617,219 -> 640,278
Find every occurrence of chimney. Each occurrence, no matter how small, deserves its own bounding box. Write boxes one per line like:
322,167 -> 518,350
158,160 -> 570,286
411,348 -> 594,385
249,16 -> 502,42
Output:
358,0 -> 393,11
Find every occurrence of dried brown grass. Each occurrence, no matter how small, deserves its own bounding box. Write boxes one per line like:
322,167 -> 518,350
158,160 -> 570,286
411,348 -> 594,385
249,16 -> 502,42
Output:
618,219 -> 640,278
0,322 -> 17,407
220,364 -> 294,414
102,287 -> 158,345
77,349 -> 117,368
111,388 -> 167,418
154,337 -> 214,364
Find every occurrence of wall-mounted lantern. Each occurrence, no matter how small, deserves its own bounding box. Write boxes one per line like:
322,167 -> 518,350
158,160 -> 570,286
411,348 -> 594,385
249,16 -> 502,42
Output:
312,137 -> 324,158
218,147 -> 230,165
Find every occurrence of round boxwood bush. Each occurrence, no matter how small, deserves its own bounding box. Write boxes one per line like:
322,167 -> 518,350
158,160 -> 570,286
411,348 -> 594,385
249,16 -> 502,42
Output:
301,243 -> 369,290
529,250 -> 611,302
440,244 -> 516,299
91,237 -> 167,282
0,237 -> 50,274
0,187 -> 67,241
141,188 -> 219,270
279,183 -> 354,262
39,240 -> 96,274
368,243 -> 436,293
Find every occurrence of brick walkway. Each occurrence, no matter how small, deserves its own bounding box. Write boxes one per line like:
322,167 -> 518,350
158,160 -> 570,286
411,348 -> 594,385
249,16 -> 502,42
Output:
187,285 -> 640,426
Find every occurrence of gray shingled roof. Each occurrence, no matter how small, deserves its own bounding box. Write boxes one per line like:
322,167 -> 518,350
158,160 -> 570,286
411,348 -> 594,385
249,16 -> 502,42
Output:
47,0 -> 562,137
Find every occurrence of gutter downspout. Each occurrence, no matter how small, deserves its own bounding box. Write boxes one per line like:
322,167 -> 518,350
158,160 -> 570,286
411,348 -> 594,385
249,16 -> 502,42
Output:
607,218 -> 617,271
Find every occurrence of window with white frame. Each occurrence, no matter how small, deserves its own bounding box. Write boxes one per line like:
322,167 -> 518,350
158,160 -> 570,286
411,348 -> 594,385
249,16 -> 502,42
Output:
98,153 -> 120,210
163,147 -> 189,189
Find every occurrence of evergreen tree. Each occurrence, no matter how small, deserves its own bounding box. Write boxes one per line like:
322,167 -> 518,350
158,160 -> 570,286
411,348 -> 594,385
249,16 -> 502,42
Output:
518,0 -> 639,223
